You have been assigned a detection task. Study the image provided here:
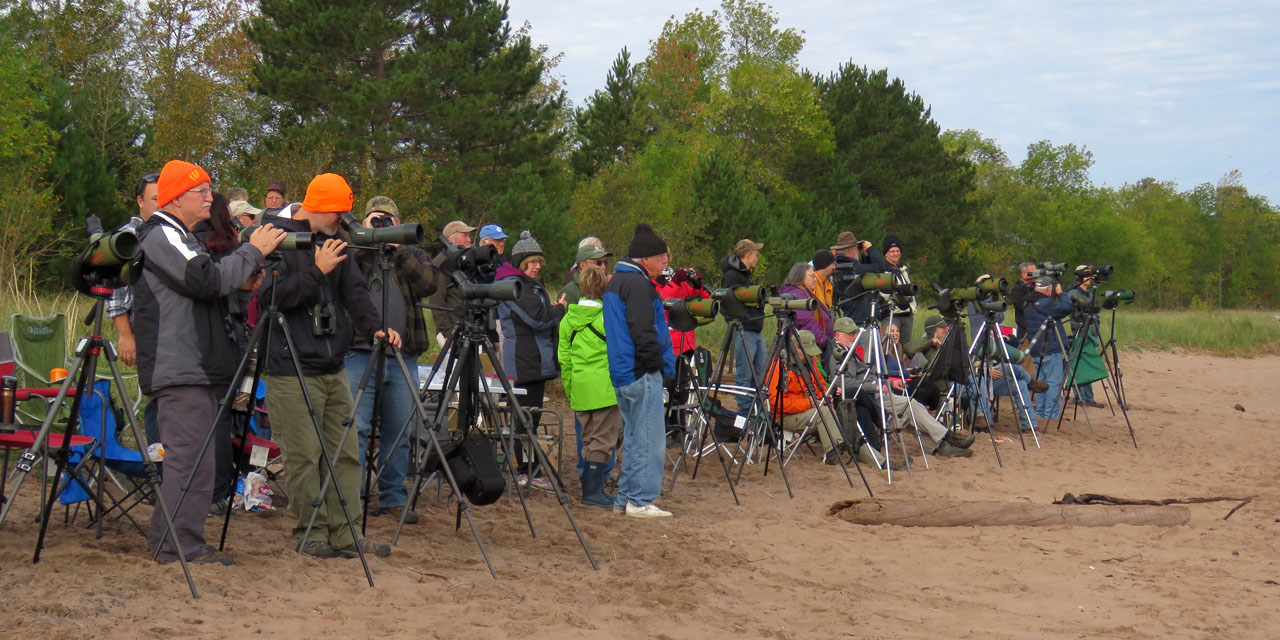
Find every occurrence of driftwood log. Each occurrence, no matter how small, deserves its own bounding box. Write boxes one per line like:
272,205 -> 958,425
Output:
827,498 -> 1191,528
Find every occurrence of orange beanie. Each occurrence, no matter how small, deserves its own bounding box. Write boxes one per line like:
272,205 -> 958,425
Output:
156,160 -> 211,208
301,173 -> 354,213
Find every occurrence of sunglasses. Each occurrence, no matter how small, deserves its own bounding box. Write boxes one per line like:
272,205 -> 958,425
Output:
135,172 -> 159,198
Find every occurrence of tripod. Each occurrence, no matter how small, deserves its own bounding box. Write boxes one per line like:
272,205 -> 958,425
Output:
664,315 -> 742,504
1059,309 -> 1138,447
0,289 -> 198,597
151,259 -> 376,585
400,291 -> 598,578
966,311 -> 1040,451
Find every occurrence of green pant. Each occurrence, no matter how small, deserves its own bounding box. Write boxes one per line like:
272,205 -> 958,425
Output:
265,373 -> 361,548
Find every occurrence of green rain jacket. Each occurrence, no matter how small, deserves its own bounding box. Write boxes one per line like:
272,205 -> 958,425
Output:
557,299 -> 619,411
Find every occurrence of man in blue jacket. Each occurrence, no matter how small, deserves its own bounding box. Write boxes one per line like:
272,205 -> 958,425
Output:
1024,275 -> 1073,425
604,223 -> 677,518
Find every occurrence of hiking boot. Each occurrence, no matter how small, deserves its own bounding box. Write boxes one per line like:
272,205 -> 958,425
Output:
299,541 -> 340,559
934,441 -> 974,458
625,502 -> 673,519
944,430 -> 975,449
1085,401 -> 1105,409
375,506 -> 419,524
336,538 -> 391,558
1028,379 -> 1050,393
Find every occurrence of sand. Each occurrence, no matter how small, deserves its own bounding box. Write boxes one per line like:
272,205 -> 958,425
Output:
1,350 -> 1278,639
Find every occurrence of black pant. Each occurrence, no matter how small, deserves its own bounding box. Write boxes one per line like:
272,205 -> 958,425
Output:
837,395 -> 885,451
514,380 -> 546,476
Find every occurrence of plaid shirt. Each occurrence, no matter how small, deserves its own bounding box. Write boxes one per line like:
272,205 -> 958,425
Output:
353,246 -> 438,355
105,216 -> 144,318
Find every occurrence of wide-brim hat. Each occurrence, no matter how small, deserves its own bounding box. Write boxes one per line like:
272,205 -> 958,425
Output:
830,231 -> 859,250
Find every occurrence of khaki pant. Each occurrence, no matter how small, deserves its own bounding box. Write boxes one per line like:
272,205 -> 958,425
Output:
265,373 -> 362,548
782,406 -> 844,453
577,405 -> 621,465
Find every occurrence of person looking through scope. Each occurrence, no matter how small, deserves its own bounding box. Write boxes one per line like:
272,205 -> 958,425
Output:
344,196 -> 438,525
258,173 -> 400,560
872,235 -> 917,339
1066,265 -> 1106,409
134,160 -> 287,566
719,238 -> 767,417
428,220 -> 477,346
1024,274 -> 1072,427
655,265 -> 710,356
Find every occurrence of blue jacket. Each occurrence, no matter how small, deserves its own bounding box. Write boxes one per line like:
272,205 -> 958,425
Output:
603,260 -> 676,387
1024,291 -> 1073,356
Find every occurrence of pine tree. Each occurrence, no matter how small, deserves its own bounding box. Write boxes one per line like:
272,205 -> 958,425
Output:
571,48 -> 643,178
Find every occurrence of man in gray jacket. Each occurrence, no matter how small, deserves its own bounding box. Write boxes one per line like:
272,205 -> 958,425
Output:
134,160 -> 285,565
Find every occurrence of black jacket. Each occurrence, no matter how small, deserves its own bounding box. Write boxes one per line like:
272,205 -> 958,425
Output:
257,215 -> 382,377
833,247 -> 884,323
1008,280 -> 1034,339
718,254 -> 764,333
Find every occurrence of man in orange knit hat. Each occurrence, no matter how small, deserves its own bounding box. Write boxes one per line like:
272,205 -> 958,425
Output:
135,160 -> 287,566
257,173 -> 402,559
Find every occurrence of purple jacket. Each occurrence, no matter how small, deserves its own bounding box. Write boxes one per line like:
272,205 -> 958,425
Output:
780,285 -> 832,349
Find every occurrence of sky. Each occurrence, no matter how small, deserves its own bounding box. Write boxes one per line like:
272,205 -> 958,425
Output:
506,0 -> 1280,203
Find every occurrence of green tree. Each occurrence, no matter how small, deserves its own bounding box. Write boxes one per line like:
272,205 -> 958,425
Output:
0,36 -> 58,291
571,48 -> 644,178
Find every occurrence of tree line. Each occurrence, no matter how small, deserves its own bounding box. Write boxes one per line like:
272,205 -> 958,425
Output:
1,0 -> 1275,308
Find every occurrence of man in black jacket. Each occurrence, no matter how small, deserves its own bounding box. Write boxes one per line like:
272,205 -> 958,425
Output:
258,173 -> 401,559
1007,262 -> 1037,341
719,238 -> 766,417
830,231 -> 884,323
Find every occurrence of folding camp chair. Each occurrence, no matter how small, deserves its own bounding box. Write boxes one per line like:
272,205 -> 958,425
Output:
231,380 -> 285,501
8,315 -> 73,425
62,380 -> 155,534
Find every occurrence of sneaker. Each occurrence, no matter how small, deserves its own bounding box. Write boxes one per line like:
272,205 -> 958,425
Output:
207,497 -> 230,518
375,506 -> 420,524
625,502 -> 673,519
944,430 -> 975,449
934,441 -> 974,458
1028,380 -> 1050,393
528,476 -> 555,493
299,540 -> 340,559
823,449 -> 842,465
336,538 -> 391,558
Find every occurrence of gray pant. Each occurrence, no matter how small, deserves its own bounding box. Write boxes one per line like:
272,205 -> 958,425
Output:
146,385 -> 217,561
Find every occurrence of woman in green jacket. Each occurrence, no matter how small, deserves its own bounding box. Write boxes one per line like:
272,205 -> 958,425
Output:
557,266 -> 620,507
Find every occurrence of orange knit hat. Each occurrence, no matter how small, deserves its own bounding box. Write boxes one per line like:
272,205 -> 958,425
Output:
301,173 -> 354,213
156,160 -> 211,208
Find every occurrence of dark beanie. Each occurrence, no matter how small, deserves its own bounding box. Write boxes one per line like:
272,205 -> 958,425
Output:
812,250 -> 835,270
627,223 -> 668,259
883,234 -> 904,252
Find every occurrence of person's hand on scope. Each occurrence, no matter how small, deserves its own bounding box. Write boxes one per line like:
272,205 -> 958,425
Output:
248,223 -> 287,256
314,238 -> 348,275
374,328 -> 403,349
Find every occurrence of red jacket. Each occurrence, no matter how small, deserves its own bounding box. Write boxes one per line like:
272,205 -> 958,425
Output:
656,279 -> 710,356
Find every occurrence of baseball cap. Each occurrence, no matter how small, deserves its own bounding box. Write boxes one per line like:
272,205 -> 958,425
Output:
733,238 -> 764,256
797,330 -> 822,356
442,220 -> 476,238
229,200 -> 262,220
479,224 -> 508,240
575,244 -> 612,264
833,317 -> 857,334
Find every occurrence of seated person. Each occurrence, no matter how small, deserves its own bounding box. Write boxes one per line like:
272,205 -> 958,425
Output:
871,321 -> 975,458
763,330 -> 846,462
827,317 -> 899,470
903,315 -> 950,410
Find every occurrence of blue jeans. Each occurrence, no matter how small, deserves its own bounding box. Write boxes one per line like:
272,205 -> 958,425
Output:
974,364 -> 1035,431
1075,382 -> 1095,403
574,415 -> 615,480
1033,353 -> 1065,420
614,371 -> 665,509
345,350 -> 418,509
734,330 -> 767,416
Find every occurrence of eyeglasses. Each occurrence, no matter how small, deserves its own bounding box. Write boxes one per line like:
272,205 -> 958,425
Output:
186,187 -> 212,197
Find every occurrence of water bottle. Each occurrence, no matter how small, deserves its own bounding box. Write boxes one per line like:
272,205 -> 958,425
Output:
232,348 -> 259,413
1,376 -> 16,425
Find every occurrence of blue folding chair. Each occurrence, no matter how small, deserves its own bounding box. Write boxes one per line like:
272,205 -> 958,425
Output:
62,380 -> 155,534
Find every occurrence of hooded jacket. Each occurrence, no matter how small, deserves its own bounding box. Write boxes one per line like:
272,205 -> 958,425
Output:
718,254 -> 764,333
780,284 -> 832,349
557,299 -> 617,411
256,214 -> 382,377
495,262 -> 564,385
133,211 -> 263,395
603,260 -> 676,387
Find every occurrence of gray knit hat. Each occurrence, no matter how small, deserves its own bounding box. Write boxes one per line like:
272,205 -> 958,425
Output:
510,230 -> 544,270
